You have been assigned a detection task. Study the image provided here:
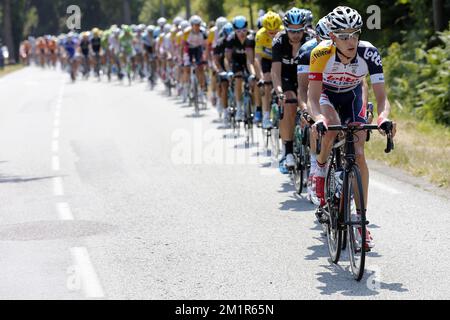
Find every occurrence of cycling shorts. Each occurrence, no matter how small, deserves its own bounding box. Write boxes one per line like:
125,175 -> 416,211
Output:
261,58 -> 272,74
320,84 -> 367,124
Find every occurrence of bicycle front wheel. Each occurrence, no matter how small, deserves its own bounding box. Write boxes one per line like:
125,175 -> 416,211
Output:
345,165 -> 366,281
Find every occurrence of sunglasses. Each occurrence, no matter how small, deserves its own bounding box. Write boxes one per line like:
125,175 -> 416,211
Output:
334,29 -> 361,40
236,29 -> 247,34
286,27 -> 306,34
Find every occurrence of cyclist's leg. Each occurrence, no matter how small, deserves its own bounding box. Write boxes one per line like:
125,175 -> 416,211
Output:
337,86 -> 369,209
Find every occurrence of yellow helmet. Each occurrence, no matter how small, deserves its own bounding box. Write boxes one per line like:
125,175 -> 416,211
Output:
263,11 -> 282,31
92,27 -> 100,36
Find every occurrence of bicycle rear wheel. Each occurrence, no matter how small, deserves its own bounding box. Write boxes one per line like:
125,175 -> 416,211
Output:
345,165 -> 367,281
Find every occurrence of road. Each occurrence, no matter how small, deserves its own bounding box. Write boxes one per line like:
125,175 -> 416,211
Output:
0,66 -> 449,299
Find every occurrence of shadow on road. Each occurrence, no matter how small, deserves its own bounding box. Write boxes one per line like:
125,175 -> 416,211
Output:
0,175 -> 56,184
315,263 -> 409,297
307,230 -> 409,296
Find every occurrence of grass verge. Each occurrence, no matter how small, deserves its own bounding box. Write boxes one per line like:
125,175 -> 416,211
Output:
365,113 -> 450,189
0,64 -> 24,77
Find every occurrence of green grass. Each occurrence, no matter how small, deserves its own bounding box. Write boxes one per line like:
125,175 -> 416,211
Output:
0,64 -> 24,77
365,112 -> 450,189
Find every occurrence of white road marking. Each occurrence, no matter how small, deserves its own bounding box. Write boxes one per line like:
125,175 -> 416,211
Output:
70,247 -> 105,298
370,179 -> 402,195
53,128 -> 60,139
52,156 -> 60,171
57,202 -> 74,220
52,139 -> 59,153
53,177 -> 64,196
54,118 -> 60,127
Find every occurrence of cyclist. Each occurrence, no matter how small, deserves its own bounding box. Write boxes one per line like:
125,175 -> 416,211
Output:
19,39 -> 32,65
213,22 -> 234,121
254,11 -> 283,129
91,28 -> 102,77
181,15 -> 208,102
155,17 -> 167,77
63,32 -> 79,81
119,25 -> 135,80
133,24 -> 146,79
36,36 -> 47,67
308,6 -> 396,249
79,32 -> 91,77
208,17 -> 228,110
272,7 -> 310,174
143,25 -> 156,83
46,36 -> 58,67
224,16 -> 257,122
162,23 -> 175,88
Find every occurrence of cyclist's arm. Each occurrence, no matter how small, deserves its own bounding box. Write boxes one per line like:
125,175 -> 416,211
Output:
254,53 -> 264,80
297,73 -> 309,113
213,53 -> 223,73
362,77 -> 369,108
225,49 -> 232,73
271,61 -> 283,96
372,83 -> 391,121
308,80 -> 323,121
245,47 -> 256,77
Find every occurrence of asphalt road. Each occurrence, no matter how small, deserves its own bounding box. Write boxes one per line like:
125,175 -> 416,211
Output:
0,66 -> 449,299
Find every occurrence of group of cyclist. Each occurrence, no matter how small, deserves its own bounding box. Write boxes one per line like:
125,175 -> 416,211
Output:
21,5 -> 396,250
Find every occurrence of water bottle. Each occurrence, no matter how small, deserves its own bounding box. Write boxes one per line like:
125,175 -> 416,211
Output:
334,170 -> 344,199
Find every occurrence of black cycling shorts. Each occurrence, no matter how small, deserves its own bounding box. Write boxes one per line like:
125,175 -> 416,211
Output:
261,58 -> 272,74
321,85 -> 367,124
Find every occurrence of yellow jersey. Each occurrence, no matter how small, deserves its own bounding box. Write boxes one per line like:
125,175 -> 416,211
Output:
255,27 -> 284,60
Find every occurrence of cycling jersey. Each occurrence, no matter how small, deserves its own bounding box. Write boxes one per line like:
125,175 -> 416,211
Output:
225,31 -> 255,73
133,34 -> 144,54
47,40 -> 57,52
272,30 -> 308,91
213,36 -> 227,70
207,26 -> 219,50
119,33 -> 134,56
91,37 -> 101,53
163,32 -> 173,53
80,39 -> 90,56
297,39 -> 321,75
255,27 -> 283,60
183,27 -> 207,49
64,38 -> 78,59
142,32 -> 154,47
308,40 -> 385,93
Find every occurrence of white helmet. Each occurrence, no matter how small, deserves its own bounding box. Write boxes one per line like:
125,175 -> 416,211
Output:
157,17 -> 167,27
189,15 -> 202,26
173,16 -> 183,27
147,25 -> 155,33
316,16 -> 331,40
163,23 -> 172,33
180,20 -> 190,31
327,6 -> 363,32
215,17 -> 228,32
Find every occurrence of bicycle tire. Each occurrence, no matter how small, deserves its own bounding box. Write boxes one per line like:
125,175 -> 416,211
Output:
325,158 -> 343,264
345,165 -> 366,281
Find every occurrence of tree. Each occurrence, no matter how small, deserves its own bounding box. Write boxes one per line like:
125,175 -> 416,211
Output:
2,0 -> 15,63
123,0 -> 132,23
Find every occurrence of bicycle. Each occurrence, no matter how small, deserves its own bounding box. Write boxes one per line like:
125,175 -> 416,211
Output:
226,74 -> 238,137
243,75 -> 255,148
292,111 -> 315,195
316,121 -> 394,281
261,90 -> 281,158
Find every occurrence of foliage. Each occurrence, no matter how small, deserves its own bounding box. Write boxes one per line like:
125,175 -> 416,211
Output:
383,23 -> 450,125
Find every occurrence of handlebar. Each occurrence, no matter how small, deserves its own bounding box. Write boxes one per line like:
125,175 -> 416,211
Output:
315,122 -> 395,155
